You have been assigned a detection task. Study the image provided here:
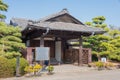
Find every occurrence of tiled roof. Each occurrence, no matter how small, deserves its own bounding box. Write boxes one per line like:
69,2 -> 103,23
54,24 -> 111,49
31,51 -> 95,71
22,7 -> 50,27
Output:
10,18 -> 32,30
30,22 -> 105,34
10,9 -> 105,34
38,8 -> 69,22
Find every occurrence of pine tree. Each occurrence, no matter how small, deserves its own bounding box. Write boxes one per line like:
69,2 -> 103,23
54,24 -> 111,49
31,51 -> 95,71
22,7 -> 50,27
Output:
0,0 -> 8,19
85,16 -> 120,61
0,22 -> 25,58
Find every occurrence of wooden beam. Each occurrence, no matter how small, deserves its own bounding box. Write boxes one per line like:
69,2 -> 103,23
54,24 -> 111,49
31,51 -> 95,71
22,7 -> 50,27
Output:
28,31 -> 81,40
25,29 -> 91,40
28,30 -> 45,39
88,48 -> 92,63
78,36 -> 83,66
40,37 -> 44,47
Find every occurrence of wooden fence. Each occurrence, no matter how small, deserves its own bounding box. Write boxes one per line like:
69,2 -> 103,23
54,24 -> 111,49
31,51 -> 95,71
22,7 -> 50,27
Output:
65,48 -> 91,64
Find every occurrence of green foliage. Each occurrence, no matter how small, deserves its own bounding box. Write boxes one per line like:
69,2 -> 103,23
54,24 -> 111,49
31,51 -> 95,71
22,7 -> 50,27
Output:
95,61 -> 104,68
94,61 -> 114,70
0,22 -> 25,59
92,16 -> 105,25
24,66 -> 34,73
85,22 -> 92,26
47,65 -> 54,73
0,57 -> 28,78
104,62 -> 114,69
0,0 -> 8,19
4,52 -> 21,59
0,0 -> 8,11
83,35 -> 112,54
100,42 -> 116,51
19,58 -> 29,75
109,29 -> 120,38
92,54 -> 98,61
10,58 -> 29,75
24,63 -> 42,75
108,30 -> 120,61
110,39 -> 120,47
0,14 -> 6,19
85,16 -> 120,62
0,56 -> 14,78
107,48 -> 120,61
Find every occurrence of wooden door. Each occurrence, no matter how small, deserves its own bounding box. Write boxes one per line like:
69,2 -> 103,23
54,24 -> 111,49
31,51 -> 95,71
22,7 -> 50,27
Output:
44,41 -> 55,58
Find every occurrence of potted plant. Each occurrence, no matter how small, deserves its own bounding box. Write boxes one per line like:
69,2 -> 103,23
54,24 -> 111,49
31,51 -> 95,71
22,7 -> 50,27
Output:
46,65 -> 54,74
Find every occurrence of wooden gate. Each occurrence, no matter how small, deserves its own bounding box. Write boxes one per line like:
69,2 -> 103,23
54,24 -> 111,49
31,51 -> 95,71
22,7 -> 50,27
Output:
65,48 -> 91,64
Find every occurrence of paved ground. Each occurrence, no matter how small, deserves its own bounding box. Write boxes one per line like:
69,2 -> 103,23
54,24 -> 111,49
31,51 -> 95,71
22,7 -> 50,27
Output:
1,64 -> 120,80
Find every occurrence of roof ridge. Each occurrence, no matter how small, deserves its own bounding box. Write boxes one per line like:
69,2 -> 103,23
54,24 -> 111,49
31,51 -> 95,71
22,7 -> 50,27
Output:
11,17 -> 29,21
37,8 -> 69,22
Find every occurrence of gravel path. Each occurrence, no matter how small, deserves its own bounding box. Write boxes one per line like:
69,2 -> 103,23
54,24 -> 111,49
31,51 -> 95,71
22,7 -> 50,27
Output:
1,64 -> 120,80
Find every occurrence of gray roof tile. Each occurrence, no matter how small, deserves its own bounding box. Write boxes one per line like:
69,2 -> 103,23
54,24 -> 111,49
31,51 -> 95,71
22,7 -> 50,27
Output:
38,9 -> 69,22
30,22 -> 105,34
10,18 -> 33,30
10,9 -> 105,34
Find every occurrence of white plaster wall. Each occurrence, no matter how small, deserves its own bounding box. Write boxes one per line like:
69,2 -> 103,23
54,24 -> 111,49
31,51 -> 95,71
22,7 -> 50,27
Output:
55,41 -> 61,62
26,40 -> 30,47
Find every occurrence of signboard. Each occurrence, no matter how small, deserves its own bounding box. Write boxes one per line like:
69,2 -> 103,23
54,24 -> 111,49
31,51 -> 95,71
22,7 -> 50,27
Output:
101,57 -> 107,63
35,47 -> 50,61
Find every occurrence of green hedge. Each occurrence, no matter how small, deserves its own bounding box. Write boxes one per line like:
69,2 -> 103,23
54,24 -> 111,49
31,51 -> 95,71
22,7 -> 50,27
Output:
0,57 -> 28,78
0,57 -> 14,78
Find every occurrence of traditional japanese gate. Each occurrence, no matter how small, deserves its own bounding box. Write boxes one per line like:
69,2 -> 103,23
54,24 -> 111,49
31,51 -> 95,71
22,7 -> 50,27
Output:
12,9 -> 105,65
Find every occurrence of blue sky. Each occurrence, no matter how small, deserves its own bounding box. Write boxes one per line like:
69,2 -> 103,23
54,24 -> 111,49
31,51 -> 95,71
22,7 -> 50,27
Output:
3,0 -> 120,27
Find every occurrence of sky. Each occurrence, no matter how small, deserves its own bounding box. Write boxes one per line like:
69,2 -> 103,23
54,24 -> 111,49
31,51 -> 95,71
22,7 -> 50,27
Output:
3,0 -> 120,27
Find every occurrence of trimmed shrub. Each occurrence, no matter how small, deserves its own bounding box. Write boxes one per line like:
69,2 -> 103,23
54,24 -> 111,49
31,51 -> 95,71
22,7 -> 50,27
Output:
95,61 -> 104,70
46,65 -> 54,73
20,58 -> 29,75
0,57 -> 28,78
0,57 -> 14,78
95,61 -> 104,68
94,61 -> 114,70
10,57 -> 29,75
104,62 -> 114,69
